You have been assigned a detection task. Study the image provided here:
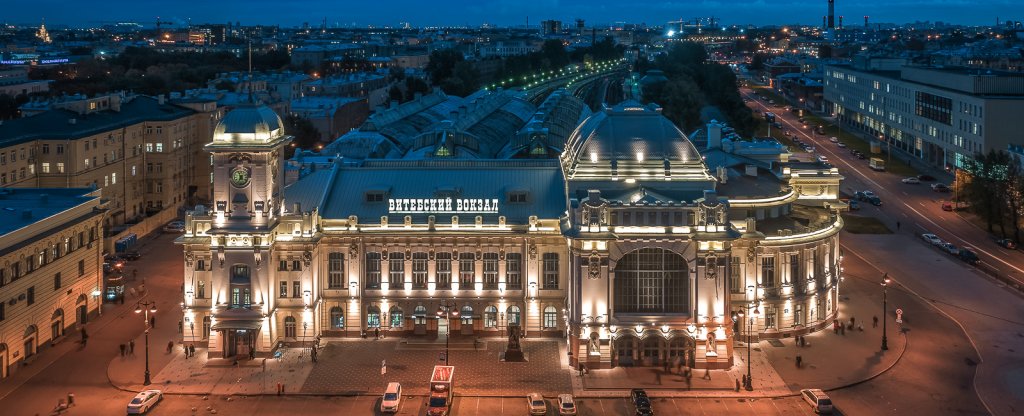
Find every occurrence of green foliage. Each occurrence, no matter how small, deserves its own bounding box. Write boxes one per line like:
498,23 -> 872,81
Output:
284,114 -> 322,151
404,77 -> 431,101
962,150 -> 1022,241
642,42 -> 754,135
426,49 -> 480,97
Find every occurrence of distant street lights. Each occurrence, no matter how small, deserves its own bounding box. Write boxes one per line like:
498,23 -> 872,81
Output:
134,300 -> 158,385
436,299 -> 459,365
881,273 -> 892,351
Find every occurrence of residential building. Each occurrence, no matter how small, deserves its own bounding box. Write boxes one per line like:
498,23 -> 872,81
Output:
289,97 -> 369,141
0,188 -> 105,379
0,93 -> 217,229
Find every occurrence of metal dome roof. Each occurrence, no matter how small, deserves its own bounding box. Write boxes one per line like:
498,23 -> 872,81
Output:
561,100 -> 710,182
213,103 -> 285,144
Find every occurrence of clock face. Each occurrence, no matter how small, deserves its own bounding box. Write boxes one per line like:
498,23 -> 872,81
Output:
229,167 -> 250,188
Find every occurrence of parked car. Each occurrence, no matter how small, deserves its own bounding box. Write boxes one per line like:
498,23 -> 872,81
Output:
856,153 -> 868,160
917,174 -> 936,181
921,233 -> 943,246
995,238 -> 1018,250
940,242 -> 960,255
631,389 -> 654,415
931,183 -> 951,192
848,199 -> 860,211
772,121 -> 783,129
818,155 -> 830,164
958,248 -> 980,265
829,136 -> 839,143
527,393 -> 547,415
162,220 -> 185,232
836,142 -> 847,148
867,196 -> 882,206
942,201 -> 954,211
854,191 -> 877,201
380,382 -> 402,413
557,394 -> 578,415
121,251 -> 143,261
901,177 -> 920,184
800,389 -> 834,414
126,390 -> 163,414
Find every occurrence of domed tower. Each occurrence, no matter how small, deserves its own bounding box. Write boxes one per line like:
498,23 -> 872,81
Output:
207,103 -> 292,225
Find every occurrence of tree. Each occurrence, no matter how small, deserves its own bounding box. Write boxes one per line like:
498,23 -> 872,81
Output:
404,77 -> 430,101
388,85 -> 404,103
283,115 -> 322,153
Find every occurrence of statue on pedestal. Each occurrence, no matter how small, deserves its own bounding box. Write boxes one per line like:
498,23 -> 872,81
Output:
504,324 -> 525,362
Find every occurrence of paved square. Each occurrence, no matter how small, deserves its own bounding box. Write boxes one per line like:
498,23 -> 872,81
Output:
301,339 -> 571,396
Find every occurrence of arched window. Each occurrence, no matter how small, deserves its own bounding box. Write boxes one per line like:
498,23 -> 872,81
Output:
460,305 -> 473,325
543,306 -> 558,328
367,305 -> 381,328
413,305 -> 427,325
507,305 -> 521,326
484,306 -> 498,328
614,248 -> 689,315
284,316 -> 296,338
330,307 -> 344,330
50,309 -> 64,339
642,337 -> 662,358
390,306 -> 404,328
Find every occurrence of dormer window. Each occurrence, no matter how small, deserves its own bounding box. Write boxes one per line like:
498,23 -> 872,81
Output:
507,191 -> 529,203
365,191 -> 385,203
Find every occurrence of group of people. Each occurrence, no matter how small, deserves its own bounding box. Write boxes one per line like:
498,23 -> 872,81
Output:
118,340 -> 136,357
183,344 -> 197,358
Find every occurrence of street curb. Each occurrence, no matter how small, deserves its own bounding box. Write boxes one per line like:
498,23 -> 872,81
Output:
841,243 -> 994,415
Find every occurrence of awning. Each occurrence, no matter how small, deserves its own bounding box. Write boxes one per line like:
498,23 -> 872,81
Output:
211,320 -> 263,331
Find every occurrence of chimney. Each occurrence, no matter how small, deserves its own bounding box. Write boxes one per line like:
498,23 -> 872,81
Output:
158,94 -> 166,105
706,121 -> 723,150
293,202 -> 301,213
745,217 -> 756,233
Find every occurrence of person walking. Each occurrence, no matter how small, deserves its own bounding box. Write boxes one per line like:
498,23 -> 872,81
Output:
166,341 -> 173,354
833,320 -> 839,334
129,339 -> 135,355
873,316 -> 879,328
189,344 -> 195,358
849,316 -> 856,329
120,343 -> 126,357
150,316 -> 156,329
896,221 -> 901,231
374,327 -> 380,340
67,392 -> 75,407
796,355 -> 803,368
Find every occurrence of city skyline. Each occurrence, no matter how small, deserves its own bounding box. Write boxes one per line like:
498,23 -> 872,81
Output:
5,0 -> 1021,28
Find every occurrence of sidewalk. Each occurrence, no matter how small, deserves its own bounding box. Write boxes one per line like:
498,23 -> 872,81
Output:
109,346 -> 313,395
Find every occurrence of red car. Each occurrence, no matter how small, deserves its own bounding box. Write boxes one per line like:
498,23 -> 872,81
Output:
941,202 -> 953,212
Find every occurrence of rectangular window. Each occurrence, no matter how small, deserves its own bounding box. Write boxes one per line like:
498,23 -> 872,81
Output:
482,252 -> 498,290
27,286 -> 35,306
328,252 -> 344,289
293,281 -> 301,298
761,256 -> 775,288
0,303 -> 4,321
459,253 -> 475,289
730,257 -> 742,293
56,144 -> 64,154
365,252 -> 381,289
279,260 -> 288,271
543,253 -> 559,289
279,281 -> 288,298
435,252 -> 452,289
412,252 -> 428,289
389,252 -> 404,285
197,280 -> 206,298
506,253 -> 522,289
766,307 -> 777,328
78,260 -> 85,276
42,163 -> 50,173
292,260 -> 302,271
794,304 -> 804,326
543,308 -> 558,328
57,163 -> 65,173
789,254 -> 799,285
53,272 -> 62,290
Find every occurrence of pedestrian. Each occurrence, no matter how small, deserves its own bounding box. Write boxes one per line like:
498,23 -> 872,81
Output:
840,324 -> 846,335
796,355 -> 803,368
130,340 -> 135,355
120,343 -> 126,357
896,221 -> 901,231
178,320 -> 183,334
150,316 -> 155,329
262,358 -> 267,372
249,348 -> 255,360
873,316 -> 879,328
578,363 -> 584,377
833,320 -> 839,334
189,344 -> 195,358
735,378 -> 741,392
374,327 -> 380,340
850,316 -> 856,329
166,341 -> 173,354
67,392 -> 75,407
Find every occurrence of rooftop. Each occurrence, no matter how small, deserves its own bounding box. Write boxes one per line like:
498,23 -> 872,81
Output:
0,188 -> 100,236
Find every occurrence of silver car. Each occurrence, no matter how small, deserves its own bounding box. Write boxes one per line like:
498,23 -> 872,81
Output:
126,389 -> 162,414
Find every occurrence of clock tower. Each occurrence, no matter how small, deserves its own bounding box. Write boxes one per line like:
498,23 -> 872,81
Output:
191,103 -> 292,358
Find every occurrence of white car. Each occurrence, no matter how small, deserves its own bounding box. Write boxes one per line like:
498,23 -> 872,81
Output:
818,155 -> 830,164
557,394 -> 578,415
380,382 -> 402,413
829,136 -> 840,143
800,389 -> 834,414
921,233 -> 943,246
527,393 -> 547,415
836,142 -> 847,148
126,390 -> 163,414
901,177 -> 920,184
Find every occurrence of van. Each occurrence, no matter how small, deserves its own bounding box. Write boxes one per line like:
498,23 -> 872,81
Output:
800,389 -> 834,413
380,382 -> 402,413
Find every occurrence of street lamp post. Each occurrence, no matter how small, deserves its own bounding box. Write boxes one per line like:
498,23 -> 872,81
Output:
134,301 -> 158,386
881,273 -> 892,351
436,299 -> 459,365
741,302 -> 760,390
